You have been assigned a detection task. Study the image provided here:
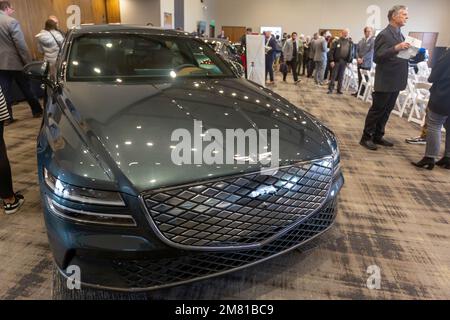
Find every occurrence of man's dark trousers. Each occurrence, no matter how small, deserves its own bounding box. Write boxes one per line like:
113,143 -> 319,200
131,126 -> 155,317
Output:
265,54 -> 275,82
362,91 -> 400,141
328,60 -> 347,92
296,54 -> 303,75
284,59 -> 298,82
302,54 -> 309,75
0,70 -> 43,119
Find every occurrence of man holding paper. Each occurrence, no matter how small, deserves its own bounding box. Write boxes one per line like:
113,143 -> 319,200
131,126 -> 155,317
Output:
360,5 -> 411,151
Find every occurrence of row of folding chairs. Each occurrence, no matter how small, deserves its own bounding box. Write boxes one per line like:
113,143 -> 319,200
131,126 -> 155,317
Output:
392,78 -> 431,125
352,66 -> 432,126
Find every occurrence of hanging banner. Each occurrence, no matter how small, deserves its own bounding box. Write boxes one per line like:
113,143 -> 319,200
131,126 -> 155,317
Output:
246,35 -> 265,87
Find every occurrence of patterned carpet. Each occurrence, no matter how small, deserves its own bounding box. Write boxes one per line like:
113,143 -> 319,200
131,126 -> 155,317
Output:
0,74 -> 449,300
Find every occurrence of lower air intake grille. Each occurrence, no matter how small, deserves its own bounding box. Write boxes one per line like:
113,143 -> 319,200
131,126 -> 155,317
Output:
112,199 -> 337,290
142,158 -> 333,249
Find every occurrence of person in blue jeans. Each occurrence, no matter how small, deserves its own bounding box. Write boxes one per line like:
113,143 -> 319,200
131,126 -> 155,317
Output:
413,48 -> 450,170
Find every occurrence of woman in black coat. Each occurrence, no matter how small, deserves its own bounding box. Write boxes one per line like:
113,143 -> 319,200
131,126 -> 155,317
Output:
413,49 -> 450,170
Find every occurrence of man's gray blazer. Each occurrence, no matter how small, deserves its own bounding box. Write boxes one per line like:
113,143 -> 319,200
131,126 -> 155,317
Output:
312,37 -> 327,62
282,39 -> 299,62
356,36 -> 375,69
0,11 -> 32,71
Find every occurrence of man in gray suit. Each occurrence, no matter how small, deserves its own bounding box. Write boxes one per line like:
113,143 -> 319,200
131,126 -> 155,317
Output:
352,27 -> 375,97
0,1 -> 42,123
282,32 -> 301,84
312,32 -> 328,85
360,5 -> 411,151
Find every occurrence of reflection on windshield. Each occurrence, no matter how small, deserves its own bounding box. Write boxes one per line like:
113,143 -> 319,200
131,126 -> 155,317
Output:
67,35 -> 234,81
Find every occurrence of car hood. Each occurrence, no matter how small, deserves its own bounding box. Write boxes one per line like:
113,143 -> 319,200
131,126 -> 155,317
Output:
61,78 -> 332,192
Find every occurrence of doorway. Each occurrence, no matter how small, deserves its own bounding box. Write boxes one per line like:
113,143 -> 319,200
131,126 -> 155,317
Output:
222,26 -> 247,43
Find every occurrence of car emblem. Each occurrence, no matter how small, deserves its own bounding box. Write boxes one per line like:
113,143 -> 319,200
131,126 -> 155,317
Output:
249,186 -> 278,198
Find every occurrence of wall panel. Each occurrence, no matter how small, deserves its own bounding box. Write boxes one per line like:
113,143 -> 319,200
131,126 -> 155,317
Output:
8,0 -> 120,59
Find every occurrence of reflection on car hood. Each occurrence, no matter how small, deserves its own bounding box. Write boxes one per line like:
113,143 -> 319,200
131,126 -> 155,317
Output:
62,79 -> 332,191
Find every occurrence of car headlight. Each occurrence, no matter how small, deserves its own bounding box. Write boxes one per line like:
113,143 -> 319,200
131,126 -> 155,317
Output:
321,127 -> 340,164
44,168 -> 126,207
44,195 -> 136,227
302,111 -> 341,166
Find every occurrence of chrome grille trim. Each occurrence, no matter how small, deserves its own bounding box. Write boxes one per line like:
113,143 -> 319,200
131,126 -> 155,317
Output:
140,157 -> 334,252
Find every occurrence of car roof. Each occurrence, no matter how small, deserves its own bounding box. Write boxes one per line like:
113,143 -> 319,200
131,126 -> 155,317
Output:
71,24 -> 193,37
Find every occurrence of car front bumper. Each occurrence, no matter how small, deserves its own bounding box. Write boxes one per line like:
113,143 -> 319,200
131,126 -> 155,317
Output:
45,172 -> 344,292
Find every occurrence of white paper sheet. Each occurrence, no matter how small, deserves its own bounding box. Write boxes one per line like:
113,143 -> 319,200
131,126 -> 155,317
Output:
397,36 -> 422,60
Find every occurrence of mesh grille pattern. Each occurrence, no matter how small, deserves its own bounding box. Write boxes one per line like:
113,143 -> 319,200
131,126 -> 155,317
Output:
113,199 -> 337,289
143,159 -> 333,248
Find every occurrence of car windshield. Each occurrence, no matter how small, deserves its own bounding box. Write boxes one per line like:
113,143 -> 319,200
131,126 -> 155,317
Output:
67,34 -> 235,81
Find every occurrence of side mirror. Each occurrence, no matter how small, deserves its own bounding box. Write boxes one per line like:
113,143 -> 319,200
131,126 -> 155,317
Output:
23,61 -> 49,81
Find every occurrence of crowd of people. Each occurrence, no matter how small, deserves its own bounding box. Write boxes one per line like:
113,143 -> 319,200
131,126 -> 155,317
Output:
0,2 -> 449,216
232,5 -> 450,170
239,5 -> 449,171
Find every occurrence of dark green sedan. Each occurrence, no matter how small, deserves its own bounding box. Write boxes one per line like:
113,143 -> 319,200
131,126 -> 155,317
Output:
24,25 -> 343,297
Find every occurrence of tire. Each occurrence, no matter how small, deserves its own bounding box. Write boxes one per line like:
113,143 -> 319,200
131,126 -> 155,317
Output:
51,264 -> 148,300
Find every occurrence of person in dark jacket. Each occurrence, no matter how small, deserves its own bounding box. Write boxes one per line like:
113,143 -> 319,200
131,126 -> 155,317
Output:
302,36 -> 311,76
0,86 -> 25,215
0,1 -> 43,124
264,31 -> 278,84
240,28 -> 252,47
360,5 -> 411,151
328,29 -> 354,94
412,48 -> 450,170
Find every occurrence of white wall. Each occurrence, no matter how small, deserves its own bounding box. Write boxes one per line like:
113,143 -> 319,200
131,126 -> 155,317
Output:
183,0 -> 214,32
210,0 -> 450,46
119,0 -> 161,26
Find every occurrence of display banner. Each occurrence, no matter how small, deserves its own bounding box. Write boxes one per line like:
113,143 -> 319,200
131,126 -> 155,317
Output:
246,35 -> 266,87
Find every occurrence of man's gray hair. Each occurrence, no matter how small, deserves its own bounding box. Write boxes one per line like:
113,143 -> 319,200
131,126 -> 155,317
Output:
388,5 -> 407,21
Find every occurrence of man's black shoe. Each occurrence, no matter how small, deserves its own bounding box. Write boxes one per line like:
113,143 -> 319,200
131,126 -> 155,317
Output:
337,91 -> 344,95
360,139 -> 378,151
374,138 -> 394,147
351,93 -> 358,97
327,90 -> 333,94
33,112 -> 43,118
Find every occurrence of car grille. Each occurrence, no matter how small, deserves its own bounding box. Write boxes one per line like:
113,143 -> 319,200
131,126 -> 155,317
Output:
113,198 -> 337,290
142,158 -> 333,250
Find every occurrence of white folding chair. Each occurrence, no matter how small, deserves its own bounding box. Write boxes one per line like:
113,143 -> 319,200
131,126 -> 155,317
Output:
357,69 -> 370,101
408,82 -> 432,125
393,78 -> 415,118
363,71 -> 376,103
343,63 -> 358,92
